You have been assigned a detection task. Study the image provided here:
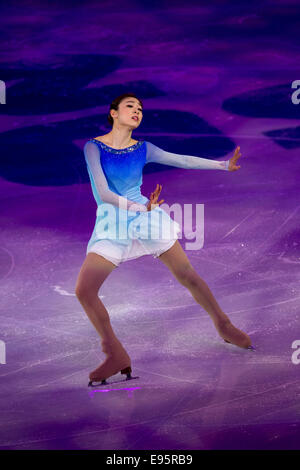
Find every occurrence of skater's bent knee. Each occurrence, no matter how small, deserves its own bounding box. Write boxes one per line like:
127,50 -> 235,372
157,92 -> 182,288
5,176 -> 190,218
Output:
177,265 -> 198,287
184,273 -> 199,289
75,284 -> 98,301
75,285 -> 86,300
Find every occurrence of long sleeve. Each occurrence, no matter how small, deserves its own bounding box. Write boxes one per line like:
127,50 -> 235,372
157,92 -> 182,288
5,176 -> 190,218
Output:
84,141 -> 148,212
145,141 -> 230,170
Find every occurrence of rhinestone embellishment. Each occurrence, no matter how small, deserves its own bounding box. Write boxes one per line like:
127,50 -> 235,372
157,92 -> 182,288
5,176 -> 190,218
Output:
90,138 -> 145,154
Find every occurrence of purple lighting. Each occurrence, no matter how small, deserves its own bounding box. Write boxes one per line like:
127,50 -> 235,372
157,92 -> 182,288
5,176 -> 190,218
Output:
0,0 -> 299,452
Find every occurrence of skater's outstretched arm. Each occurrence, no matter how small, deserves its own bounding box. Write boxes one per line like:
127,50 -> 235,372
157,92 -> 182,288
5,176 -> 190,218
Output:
145,141 -> 232,171
84,141 -> 147,212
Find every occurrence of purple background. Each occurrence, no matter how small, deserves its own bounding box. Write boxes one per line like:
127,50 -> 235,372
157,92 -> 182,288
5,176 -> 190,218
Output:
0,0 -> 300,450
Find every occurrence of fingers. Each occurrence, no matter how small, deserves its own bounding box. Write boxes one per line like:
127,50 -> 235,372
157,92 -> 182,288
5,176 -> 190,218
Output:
154,184 -> 162,193
234,146 -> 242,161
150,184 -> 162,201
148,184 -> 165,210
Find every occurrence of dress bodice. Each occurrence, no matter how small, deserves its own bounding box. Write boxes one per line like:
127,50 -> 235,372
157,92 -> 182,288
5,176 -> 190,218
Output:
86,138 -> 148,207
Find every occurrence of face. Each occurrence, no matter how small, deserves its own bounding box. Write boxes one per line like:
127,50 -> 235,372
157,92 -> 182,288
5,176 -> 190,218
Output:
111,98 -> 143,128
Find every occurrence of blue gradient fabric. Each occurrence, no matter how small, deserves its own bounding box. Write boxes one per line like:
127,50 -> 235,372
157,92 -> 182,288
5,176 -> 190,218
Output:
84,138 -> 229,258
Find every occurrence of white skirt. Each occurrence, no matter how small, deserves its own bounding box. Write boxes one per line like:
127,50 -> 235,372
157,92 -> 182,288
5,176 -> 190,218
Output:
86,204 -> 181,267
87,237 -> 178,267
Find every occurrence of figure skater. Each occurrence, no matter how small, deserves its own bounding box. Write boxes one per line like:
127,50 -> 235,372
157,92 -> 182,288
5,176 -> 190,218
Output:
75,92 -> 254,386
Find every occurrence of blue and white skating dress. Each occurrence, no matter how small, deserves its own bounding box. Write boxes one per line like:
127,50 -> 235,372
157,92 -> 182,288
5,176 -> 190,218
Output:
84,138 -> 229,267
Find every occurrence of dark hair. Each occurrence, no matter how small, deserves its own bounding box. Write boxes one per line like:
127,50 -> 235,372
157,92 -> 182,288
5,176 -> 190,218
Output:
107,92 -> 143,127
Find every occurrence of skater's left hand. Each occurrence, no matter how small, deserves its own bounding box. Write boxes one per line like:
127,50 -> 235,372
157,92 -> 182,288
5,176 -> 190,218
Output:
147,184 -> 164,211
228,146 -> 242,171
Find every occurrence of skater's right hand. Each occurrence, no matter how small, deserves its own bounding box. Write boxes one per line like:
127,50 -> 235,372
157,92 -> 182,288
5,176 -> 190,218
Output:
146,184 -> 164,211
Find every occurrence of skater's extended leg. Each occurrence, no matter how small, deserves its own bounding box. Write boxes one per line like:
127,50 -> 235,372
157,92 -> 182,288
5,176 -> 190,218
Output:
157,241 -> 252,348
75,253 -> 131,382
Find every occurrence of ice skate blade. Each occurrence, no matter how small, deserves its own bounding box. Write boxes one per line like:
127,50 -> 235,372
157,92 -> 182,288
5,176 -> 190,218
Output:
88,375 -> 139,387
224,339 -> 256,350
88,366 -> 136,387
88,379 -> 107,387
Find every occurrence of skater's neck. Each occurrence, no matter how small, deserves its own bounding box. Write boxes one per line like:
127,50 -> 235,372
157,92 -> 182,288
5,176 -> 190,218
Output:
95,129 -> 138,150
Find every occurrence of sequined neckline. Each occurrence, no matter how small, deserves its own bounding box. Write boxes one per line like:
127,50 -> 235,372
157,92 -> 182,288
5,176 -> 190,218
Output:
90,138 -> 144,154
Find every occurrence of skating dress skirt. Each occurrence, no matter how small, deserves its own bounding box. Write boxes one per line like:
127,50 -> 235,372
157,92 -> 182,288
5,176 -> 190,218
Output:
85,139 -> 181,267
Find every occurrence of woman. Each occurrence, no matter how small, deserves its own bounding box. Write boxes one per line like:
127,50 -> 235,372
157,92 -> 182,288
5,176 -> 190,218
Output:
75,92 -> 254,386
